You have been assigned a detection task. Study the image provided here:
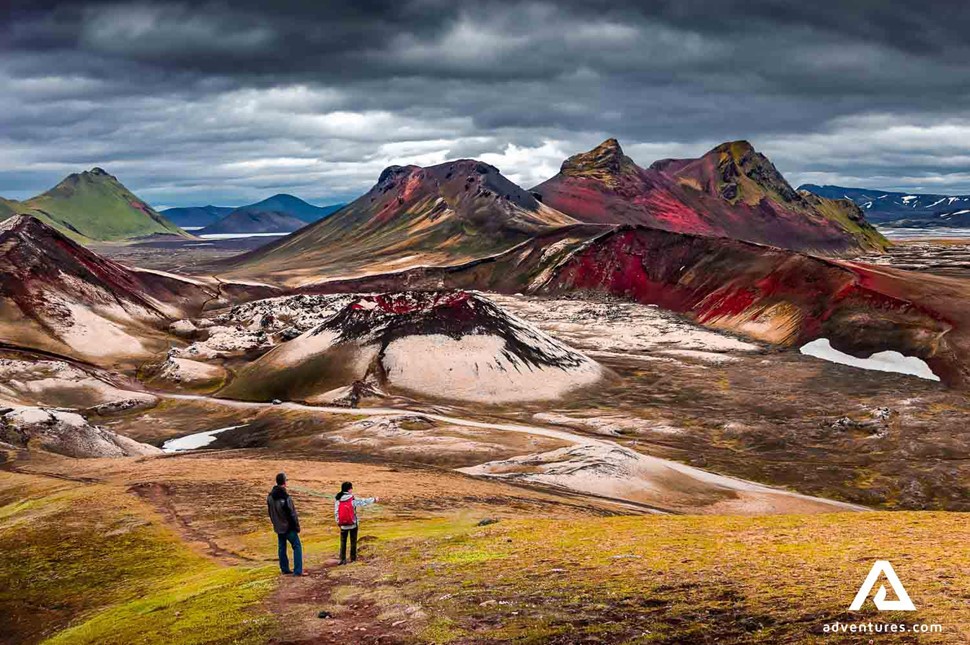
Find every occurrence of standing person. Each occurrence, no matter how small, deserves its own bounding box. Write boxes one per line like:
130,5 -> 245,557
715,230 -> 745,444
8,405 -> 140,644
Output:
334,481 -> 378,565
267,472 -> 306,576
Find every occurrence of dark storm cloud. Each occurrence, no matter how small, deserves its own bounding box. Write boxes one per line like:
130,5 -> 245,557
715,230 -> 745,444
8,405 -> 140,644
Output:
3,0 -> 970,204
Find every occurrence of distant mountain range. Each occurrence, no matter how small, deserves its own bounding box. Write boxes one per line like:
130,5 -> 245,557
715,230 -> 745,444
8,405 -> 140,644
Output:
163,194 -> 344,232
223,139 -> 887,286
159,205 -> 235,228
198,210 -> 309,235
799,184 -> 970,227
0,168 -> 190,242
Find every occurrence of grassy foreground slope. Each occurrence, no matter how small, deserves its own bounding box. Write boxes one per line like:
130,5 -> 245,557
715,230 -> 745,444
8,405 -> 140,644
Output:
0,470 -> 275,645
352,514 -> 968,643
1,452 -> 967,644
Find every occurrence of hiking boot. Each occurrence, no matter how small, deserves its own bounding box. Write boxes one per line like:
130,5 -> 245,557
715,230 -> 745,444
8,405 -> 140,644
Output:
338,559 -> 347,566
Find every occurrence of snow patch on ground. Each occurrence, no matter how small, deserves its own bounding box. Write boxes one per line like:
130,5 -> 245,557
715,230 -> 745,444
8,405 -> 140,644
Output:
0,358 -> 156,408
162,424 -> 247,452
325,415 -> 512,457
800,338 -> 940,381
154,356 -> 226,386
172,294 -> 353,358
460,442 -> 861,514
531,412 -> 675,437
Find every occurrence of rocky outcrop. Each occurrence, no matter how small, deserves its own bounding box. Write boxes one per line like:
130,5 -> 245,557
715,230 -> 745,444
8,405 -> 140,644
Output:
0,406 -> 161,457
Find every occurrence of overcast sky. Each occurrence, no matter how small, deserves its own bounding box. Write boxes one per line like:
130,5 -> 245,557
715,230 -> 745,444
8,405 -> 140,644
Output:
4,0 -> 970,207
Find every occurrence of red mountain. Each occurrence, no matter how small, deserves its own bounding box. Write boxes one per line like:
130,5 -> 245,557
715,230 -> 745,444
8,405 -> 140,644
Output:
531,139 -> 887,254
225,159 -> 576,286
0,215 -> 216,361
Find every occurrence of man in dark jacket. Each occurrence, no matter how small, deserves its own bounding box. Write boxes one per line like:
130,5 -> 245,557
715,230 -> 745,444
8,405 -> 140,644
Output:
267,472 -> 305,575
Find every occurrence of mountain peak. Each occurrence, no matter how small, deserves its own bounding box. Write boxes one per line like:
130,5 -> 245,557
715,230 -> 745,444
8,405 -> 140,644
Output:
712,140 -> 756,159
559,138 -> 636,183
76,167 -> 115,182
0,213 -> 37,235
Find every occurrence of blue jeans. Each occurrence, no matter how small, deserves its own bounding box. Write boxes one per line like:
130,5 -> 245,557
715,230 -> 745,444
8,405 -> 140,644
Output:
277,530 -> 303,574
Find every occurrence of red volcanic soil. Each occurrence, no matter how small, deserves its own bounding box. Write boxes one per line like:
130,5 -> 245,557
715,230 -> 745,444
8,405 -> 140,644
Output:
303,224 -> 969,389
348,291 -> 471,315
532,139 -> 886,254
0,215 -> 212,316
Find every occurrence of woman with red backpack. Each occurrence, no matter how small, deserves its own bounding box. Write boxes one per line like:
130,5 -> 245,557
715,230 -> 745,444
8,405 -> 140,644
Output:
334,481 -> 379,565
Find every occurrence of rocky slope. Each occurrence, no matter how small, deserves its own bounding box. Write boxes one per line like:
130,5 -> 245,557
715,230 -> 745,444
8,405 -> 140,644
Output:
220,291 -> 603,404
0,215 -> 216,361
0,405 -> 160,457
8,168 -> 189,242
533,139 -> 887,253
223,160 -> 576,285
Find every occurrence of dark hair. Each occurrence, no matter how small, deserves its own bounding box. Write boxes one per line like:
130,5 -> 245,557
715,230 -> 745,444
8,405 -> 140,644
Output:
276,472 -> 287,486
340,481 -> 352,493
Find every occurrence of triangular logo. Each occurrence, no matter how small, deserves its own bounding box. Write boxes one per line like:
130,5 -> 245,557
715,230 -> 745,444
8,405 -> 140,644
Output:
849,560 -> 916,611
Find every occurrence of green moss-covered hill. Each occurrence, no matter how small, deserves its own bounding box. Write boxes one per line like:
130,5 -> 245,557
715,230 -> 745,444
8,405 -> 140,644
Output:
1,168 -> 189,242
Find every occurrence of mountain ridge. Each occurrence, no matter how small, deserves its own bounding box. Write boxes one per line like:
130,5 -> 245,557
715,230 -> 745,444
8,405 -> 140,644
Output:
533,139 -> 887,253
0,215 -> 214,360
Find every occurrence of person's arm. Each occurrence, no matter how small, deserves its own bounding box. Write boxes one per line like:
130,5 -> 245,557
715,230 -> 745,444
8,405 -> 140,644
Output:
334,498 -> 340,524
287,497 -> 301,533
353,496 -> 378,508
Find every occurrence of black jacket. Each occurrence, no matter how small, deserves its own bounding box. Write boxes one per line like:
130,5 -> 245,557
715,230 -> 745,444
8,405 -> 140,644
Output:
267,485 -> 300,534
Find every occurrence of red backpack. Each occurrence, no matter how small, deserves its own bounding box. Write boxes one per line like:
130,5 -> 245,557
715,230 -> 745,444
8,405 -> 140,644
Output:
337,495 -> 355,527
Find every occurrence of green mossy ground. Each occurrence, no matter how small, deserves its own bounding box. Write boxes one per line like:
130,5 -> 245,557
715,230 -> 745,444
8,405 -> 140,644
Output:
326,513 -> 969,643
0,472 -> 276,645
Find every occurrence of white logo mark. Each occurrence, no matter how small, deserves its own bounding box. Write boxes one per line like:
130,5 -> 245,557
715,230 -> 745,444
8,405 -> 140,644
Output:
849,560 -> 916,611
